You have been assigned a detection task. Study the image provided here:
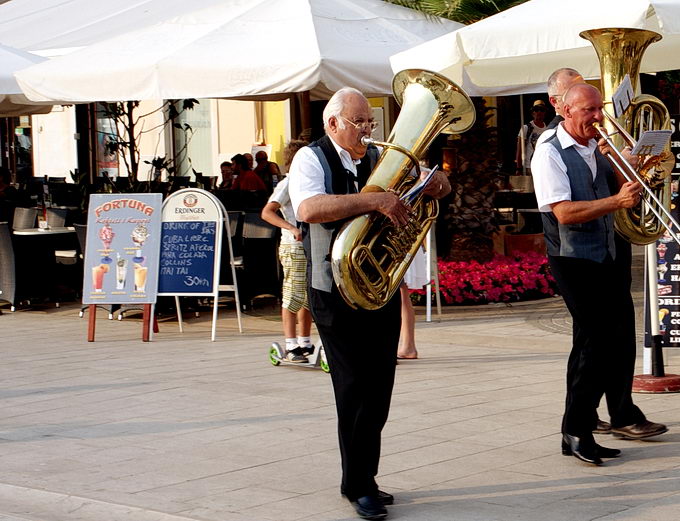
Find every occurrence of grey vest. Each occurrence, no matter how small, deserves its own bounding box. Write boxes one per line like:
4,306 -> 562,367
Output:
302,135 -> 380,292
540,133 -> 616,262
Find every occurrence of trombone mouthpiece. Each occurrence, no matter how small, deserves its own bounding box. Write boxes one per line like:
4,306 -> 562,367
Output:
361,136 -> 375,146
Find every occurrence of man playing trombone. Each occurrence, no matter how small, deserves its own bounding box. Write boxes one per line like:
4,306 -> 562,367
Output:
531,82 -> 668,466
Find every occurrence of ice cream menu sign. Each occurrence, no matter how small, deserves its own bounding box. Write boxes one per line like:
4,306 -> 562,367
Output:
643,116 -> 680,347
82,194 -> 163,305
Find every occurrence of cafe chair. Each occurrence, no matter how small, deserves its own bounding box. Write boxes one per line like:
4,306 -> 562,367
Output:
46,208 -> 67,228
12,207 -> 38,230
0,222 -> 17,311
215,211 -> 245,314
237,212 -> 280,308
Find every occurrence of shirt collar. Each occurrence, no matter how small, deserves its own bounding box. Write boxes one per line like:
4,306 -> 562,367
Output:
556,122 -> 598,154
328,134 -> 362,166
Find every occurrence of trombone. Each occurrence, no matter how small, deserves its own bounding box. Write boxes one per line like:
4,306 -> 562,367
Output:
593,112 -> 680,245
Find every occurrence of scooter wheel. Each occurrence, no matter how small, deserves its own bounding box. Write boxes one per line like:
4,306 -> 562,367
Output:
319,348 -> 330,373
269,346 -> 281,366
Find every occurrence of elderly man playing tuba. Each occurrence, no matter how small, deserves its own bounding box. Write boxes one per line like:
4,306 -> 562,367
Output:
288,87 -> 449,520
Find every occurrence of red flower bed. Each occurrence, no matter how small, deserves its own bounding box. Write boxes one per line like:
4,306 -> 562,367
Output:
412,251 -> 558,305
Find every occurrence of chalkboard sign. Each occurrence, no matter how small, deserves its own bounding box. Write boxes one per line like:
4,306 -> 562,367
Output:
157,188 -> 242,338
158,188 -> 225,297
158,221 -> 217,293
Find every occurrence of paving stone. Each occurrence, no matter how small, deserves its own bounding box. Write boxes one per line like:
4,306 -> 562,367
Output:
1,262 -> 679,521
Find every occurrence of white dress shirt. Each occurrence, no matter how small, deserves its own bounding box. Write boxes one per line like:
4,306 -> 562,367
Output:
267,177 -> 297,245
531,123 -> 599,212
288,136 -> 361,219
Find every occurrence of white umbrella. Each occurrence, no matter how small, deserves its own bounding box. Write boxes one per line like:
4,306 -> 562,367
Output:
390,0 -> 680,95
14,0 -> 463,103
0,43 -> 52,116
0,0 -> 219,56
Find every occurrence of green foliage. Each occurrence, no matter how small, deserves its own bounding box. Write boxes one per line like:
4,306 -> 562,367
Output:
383,0 -> 526,24
97,99 -> 198,191
442,97 -> 500,262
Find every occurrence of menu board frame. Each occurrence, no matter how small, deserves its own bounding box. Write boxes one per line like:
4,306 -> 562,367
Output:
158,188 -> 242,338
82,193 -> 162,305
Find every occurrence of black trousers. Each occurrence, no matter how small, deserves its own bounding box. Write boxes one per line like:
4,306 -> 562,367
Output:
549,254 -> 645,438
310,285 -> 400,500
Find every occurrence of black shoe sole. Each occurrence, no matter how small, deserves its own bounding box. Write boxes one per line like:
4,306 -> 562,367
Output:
562,441 -> 620,458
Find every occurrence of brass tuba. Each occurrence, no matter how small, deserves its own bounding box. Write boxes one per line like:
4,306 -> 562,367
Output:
331,69 -> 475,310
580,28 -> 675,245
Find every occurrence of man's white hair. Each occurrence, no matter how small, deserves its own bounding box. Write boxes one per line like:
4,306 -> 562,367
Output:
323,87 -> 366,131
547,67 -> 581,97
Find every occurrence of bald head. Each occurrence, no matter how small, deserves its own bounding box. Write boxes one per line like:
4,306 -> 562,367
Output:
562,83 -> 604,145
563,83 -> 600,106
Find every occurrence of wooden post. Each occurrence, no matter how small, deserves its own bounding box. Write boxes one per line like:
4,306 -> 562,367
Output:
87,304 -> 96,342
142,304 -> 151,342
300,90 -> 311,137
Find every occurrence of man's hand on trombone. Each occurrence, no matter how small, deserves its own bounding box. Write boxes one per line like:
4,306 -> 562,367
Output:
616,180 -> 642,208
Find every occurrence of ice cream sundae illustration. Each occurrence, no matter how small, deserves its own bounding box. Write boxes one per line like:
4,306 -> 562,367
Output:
658,261 -> 668,283
131,223 -> 149,248
657,242 -> 668,261
98,224 -> 115,264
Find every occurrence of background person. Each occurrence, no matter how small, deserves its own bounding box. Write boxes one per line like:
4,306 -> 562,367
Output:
261,140 -> 313,363
254,150 -> 281,194
531,83 -> 667,467
397,246 -> 429,360
516,99 -> 548,175
288,86 -> 450,520
218,161 -> 233,189
230,154 -> 266,192
536,68 -> 586,149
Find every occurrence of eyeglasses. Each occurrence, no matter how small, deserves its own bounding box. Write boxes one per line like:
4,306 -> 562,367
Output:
339,115 -> 379,132
532,107 -> 546,112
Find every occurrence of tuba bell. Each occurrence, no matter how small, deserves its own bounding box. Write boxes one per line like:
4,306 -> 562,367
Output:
580,28 -> 675,245
331,69 -> 475,310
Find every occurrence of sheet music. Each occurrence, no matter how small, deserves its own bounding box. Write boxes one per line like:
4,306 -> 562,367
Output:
630,130 -> 672,156
401,165 -> 439,204
612,74 -> 634,118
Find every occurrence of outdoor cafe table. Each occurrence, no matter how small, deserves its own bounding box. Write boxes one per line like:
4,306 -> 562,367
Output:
12,226 -> 78,304
13,226 -> 76,236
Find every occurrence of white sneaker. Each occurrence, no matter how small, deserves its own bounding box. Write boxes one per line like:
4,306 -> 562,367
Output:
285,347 -> 309,363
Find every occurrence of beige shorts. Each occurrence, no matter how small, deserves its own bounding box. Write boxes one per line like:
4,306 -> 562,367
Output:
279,242 -> 309,313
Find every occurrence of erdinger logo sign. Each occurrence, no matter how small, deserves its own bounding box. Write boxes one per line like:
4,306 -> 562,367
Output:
175,193 -> 205,215
183,194 -> 198,208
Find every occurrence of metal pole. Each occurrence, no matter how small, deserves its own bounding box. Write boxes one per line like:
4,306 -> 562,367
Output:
645,243 -> 665,376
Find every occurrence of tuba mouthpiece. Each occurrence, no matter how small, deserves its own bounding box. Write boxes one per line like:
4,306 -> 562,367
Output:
360,136 -> 375,146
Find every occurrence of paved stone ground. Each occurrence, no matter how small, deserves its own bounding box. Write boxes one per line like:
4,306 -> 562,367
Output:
1,253 -> 679,521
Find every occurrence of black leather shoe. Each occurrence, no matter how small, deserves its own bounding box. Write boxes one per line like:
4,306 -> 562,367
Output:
562,434 -> 602,465
350,495 -> 388,520
562,439 -> 621,458
377,490 -> 394,505
611,420 -> 668,440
